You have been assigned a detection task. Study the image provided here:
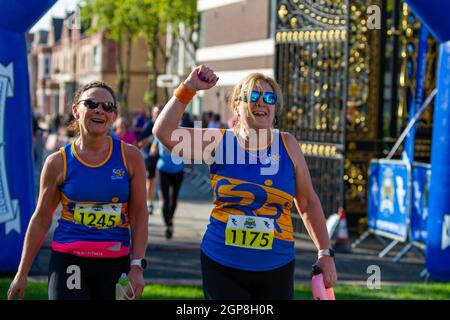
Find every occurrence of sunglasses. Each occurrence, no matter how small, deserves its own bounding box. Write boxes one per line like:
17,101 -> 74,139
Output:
241,91 -> 278,105
77,98 -> 116,113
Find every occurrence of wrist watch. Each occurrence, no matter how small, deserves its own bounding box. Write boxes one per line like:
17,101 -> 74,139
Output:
130,258 -> 147,271
318,248 -> 335,258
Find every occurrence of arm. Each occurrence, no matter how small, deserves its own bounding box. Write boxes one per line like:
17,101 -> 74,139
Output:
152,65 -> 223,163
137,136 -> 151,149
8,151 -> 63,300
137,122 -> 153,149
123,143 -> 148,299
285,133 -> 337,288
150,140 -> 158,157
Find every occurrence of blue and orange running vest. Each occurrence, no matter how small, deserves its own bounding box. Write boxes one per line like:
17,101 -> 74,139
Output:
201,129 -> 297,271
52,137 -> 131,258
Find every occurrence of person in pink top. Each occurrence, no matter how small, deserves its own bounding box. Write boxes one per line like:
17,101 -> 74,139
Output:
115,117 -> 137,145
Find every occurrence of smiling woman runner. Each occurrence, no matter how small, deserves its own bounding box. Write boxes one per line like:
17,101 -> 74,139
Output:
153,65 -> 337,299
8,81 -> 148,300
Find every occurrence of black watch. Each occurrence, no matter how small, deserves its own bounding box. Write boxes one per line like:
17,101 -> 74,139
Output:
130,258 -> 147,270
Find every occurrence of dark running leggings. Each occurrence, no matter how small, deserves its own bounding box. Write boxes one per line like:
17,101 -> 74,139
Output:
48,251 -> 130,300
200,251 -> 294,300
159,170 -> 184,227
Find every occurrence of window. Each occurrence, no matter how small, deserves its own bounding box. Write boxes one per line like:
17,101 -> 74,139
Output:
93,45 -> 101,69
44,55 -> 51,77
199,14 -> 205,48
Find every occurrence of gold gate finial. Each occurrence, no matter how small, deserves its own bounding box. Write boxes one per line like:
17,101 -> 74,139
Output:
278,5 -> 288,19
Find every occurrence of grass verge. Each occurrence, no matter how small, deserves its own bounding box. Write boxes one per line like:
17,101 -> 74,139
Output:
1,278 -> 449,300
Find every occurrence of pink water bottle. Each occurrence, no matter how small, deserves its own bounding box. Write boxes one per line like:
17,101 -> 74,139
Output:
311,265 -> 335,300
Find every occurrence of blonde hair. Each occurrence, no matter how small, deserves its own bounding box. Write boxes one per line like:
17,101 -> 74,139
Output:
230,73 -> 284,129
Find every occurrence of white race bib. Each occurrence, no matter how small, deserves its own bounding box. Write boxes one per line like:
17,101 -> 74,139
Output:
225,215 -> 274,250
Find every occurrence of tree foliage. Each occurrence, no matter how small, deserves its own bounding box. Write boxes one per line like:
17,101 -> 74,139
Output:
133,0 -> 198,105
80,0 -> 198,107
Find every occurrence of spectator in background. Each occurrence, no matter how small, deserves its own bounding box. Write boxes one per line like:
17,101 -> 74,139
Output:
32,111 -> 44,170
52,114 -> 62,133
180,112 -> 194,128
131,108 -> 147,137
207,113 -> 223,129
115,117 -> 137,146
44,125 -> 72,153
138,105 -> 163,214
201,111 -> 213,128
150,137 -> 184,240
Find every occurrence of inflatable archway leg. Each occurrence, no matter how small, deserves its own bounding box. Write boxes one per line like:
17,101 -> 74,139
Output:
426,41 -> 450,281
0,29 -> 36,272
0,0 -> 57,273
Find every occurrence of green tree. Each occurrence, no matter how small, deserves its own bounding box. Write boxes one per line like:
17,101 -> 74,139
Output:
81,0 -> 140,113
134,0 -> 198,105
82,0 -> 198,108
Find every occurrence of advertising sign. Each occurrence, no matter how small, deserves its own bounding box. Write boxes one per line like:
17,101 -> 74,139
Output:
367,160 -> 410,241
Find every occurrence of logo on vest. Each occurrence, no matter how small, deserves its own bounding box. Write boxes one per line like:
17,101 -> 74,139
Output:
111,167 -> 125,180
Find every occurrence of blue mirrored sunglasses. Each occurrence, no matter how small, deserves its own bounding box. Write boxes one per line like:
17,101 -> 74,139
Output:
242,90 -> 278,105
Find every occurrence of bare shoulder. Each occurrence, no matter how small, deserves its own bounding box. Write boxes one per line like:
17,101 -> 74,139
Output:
281,132 -> 302,156
123,142 -> 142,160
122,142 -> 144,176
42,150 -> 65,184
45,150 -> 65,171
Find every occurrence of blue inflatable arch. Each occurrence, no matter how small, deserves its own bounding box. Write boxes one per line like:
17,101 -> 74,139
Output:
0,0 -> 449,282
405,0 -> 450,281
0,0 -> 57,272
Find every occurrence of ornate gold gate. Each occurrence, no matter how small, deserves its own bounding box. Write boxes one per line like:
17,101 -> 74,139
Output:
276,0 -> 437,233
276,0 -> 349,220
275,0 -> 381,232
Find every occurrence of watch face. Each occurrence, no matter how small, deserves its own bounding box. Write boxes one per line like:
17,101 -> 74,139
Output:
141,259 -> 147,269
329,249 -> 335,257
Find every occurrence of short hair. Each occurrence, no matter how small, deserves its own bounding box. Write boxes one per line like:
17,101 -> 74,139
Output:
73,81 -> 117,106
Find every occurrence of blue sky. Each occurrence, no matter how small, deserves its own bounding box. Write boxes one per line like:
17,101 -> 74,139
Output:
30,0 -> 80,32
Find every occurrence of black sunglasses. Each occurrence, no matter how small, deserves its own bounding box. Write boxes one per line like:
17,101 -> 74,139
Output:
77,98 -> 116,113
240,90 -> 278,105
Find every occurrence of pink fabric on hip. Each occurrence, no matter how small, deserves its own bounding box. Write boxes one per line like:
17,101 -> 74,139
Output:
52,241 -> 129,258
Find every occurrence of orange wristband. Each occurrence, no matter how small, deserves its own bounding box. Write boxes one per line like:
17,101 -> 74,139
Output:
174,83 -> 196,105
